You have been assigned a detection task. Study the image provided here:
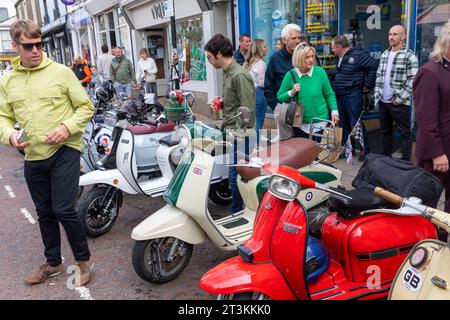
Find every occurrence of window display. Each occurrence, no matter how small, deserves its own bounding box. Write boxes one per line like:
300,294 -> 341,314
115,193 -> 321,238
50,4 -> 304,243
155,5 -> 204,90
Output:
251,0 -> 302,59
175,16 -> 206,81
416,0 -> 450,66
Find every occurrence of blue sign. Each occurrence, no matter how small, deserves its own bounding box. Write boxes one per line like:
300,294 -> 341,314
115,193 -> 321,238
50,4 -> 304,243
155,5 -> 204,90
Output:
61,0 -> 76,5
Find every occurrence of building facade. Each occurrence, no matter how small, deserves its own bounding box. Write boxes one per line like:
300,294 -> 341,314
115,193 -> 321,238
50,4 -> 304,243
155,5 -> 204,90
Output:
0,1 -> 18,66
240,0 -> 450,68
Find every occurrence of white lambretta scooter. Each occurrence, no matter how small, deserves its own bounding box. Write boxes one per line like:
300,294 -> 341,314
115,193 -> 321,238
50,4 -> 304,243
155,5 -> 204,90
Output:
131,108 -> 343,283
77,107 -> 231,238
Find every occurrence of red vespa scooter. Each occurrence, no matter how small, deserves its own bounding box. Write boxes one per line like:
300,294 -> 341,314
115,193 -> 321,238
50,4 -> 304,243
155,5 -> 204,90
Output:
199,163 -> 438,300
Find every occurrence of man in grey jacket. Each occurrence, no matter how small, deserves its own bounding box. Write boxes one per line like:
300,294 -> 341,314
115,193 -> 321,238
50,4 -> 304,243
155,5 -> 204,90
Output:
110,47 -> 136,98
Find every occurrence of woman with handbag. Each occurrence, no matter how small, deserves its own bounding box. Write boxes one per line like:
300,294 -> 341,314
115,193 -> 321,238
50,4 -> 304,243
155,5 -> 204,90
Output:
277,42 -> 339,141
136,48 -> 158,96
244,39 -> 268,139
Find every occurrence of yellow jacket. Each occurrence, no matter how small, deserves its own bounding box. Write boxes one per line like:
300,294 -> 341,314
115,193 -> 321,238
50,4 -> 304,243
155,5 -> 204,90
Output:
0,53 -> 95,160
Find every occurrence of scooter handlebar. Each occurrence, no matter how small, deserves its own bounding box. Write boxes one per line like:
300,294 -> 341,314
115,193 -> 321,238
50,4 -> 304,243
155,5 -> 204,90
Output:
373,187 -> 403,207
421,206 -> 450,233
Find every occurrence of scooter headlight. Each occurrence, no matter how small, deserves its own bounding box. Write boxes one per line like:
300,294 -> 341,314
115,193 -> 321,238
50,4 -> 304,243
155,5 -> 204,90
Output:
268,175 -> 301,201
177,126 -> 191,149
103,110 -> 118,127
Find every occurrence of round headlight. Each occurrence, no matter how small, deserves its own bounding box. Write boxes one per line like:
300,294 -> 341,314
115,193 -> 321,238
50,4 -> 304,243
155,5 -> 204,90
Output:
268,175 -> 301,201
177,126 -> 191,149
410,247 -> 428,268
103,111 -> 118,127
170,146 -> 185,165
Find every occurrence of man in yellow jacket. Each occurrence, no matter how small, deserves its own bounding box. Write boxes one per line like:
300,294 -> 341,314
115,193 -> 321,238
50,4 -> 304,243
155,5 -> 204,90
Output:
0,20 -> 95,286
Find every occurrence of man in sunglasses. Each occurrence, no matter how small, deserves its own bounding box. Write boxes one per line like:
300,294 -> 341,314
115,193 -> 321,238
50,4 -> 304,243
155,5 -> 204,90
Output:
0,20 -> 95,287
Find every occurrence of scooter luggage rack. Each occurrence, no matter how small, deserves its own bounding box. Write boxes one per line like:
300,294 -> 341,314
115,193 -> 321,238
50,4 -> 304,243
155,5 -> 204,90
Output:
308,118 -> 338,164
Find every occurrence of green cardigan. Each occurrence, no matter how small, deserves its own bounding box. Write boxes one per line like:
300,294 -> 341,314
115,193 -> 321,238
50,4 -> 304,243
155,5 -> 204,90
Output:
277,66 -> 337,124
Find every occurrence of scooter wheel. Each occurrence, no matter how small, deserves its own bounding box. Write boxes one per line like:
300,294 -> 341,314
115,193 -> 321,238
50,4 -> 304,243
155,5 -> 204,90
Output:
208,180 -> 232,205
132,238 -> 193,283
76,186 -> 120,238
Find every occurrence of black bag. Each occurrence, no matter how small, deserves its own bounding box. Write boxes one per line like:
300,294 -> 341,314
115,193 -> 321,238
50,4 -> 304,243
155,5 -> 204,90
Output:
352,154 -> 443,207
285,71 -> 300,126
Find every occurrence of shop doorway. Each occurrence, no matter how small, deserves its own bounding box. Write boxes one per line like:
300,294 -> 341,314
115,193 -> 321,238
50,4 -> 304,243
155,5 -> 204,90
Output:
144,31 -> 168,97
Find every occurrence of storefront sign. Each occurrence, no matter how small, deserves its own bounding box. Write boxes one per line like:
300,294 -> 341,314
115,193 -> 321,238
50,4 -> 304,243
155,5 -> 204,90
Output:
151,1 -> 166,21
67,8 -> 91,30
163,0 -> 174,18
41,16 -> 67,34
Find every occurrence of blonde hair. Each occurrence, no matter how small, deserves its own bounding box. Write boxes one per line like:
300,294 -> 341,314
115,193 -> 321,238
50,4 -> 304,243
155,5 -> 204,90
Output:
292,42 -> 316,72
430,19 -> 450,63
244,39 -> 266,70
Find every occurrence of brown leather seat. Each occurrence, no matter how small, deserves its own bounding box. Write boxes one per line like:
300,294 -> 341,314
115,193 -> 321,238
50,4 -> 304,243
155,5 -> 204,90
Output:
237,138 -> 321,181
127,121 -> 176,135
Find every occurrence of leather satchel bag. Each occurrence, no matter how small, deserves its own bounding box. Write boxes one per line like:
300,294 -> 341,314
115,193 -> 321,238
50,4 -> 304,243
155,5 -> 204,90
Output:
285,71 -> 303,127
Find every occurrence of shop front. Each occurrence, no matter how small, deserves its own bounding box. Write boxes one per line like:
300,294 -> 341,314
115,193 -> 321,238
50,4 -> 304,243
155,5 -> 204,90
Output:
41,15 -> 72,66
247,0 -> 450,67
122,0 -> 213,112
67,8 -> 96,64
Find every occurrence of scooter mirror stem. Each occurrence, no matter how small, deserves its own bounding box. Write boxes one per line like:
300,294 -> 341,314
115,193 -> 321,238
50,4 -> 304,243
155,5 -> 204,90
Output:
316,183 -> 352,200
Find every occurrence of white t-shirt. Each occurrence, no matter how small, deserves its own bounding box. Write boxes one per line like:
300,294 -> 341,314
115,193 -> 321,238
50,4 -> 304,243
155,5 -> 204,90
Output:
382,51 -> 397,103
248,59 -> 267,88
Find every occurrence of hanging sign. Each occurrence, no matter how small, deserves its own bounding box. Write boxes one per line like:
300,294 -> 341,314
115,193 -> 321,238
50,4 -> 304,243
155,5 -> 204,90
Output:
61,0 -> 77,5
163,0 -> 174,18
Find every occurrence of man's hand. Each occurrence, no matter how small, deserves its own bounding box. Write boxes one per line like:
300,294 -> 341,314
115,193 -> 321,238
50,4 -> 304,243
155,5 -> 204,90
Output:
391,98 -> 400,106
9,131 -> 27,151
433,154 -> 449,173
45,124 -> 70,145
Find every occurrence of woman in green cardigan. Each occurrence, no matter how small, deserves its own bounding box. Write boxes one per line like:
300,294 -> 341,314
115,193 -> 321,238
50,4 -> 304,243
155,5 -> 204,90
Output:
277,42 -> 339,140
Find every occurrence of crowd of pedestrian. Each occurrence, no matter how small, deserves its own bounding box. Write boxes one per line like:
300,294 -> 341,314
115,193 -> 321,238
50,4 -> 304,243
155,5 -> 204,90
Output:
0,17 -> 449,288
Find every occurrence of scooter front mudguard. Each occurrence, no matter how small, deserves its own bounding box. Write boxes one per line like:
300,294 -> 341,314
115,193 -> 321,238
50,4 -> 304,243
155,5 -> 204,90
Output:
199,256 -> 297,300
131,204 -> 207,244
79,169 -> 138,194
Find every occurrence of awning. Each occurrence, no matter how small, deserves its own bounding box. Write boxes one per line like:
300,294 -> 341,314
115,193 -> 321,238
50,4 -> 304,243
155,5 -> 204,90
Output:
84,0 -> 120,16
417,4 -> 450,25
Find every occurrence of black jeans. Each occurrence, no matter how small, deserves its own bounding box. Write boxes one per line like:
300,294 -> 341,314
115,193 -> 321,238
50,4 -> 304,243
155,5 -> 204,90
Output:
24,146 -> 90,266
379,101 -> 412,161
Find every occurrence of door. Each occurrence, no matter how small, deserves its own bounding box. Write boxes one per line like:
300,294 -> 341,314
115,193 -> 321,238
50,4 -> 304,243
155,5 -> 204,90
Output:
144,31 -> 168,97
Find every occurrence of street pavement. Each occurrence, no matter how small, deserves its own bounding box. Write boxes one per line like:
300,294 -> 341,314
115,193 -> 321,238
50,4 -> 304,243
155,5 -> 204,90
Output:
0,138 -> 444,300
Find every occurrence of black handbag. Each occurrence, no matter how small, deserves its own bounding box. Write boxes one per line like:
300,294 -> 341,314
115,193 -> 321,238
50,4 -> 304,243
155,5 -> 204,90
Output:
285,71 -> 302,126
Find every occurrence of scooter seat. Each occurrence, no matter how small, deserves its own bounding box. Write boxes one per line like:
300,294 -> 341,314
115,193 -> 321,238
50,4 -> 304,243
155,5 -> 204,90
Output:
127,121 -> 176,135
238,138 -> 321,181
329,187 -> 387,220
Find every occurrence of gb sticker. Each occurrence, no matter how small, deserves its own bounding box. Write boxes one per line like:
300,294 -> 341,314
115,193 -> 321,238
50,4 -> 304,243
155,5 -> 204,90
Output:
402,267 -> 423,292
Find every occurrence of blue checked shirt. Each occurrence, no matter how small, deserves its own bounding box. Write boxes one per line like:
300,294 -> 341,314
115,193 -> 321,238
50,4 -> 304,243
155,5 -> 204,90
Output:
374,47 -> 418,106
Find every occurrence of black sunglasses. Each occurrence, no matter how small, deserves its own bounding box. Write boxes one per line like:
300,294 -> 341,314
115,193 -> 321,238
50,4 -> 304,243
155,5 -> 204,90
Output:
18,41 -> 45,51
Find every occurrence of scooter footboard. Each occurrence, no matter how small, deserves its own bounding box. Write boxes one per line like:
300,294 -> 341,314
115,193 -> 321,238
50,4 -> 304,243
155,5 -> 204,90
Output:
199,256 -> 297,300
131,204 -> 207,244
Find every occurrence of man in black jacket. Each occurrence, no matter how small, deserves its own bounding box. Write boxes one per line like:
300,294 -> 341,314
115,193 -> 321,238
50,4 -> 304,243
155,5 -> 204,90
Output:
331,35 -> 378,161
264,23 -> 302,141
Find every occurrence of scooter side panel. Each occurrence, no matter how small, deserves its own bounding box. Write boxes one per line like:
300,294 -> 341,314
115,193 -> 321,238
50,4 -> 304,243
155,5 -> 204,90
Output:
79,169 -> 138,194
131,204 -> 207,244
199,256 -> 297,300
390,239 -> 450,300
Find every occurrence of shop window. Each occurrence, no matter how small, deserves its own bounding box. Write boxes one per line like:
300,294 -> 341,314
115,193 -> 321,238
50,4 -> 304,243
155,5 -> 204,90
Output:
305,0 -> 338,69
341,0 -> 407,61
416,0 -> 450,66
175,16 -> 206,81
0,7 -> 8,22
98,11 -> 117,50
251,0 -> 302,59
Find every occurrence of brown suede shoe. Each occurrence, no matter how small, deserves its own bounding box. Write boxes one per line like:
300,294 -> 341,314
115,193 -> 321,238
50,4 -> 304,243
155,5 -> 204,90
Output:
76,259 -> 94,286
24,262 -> 65,285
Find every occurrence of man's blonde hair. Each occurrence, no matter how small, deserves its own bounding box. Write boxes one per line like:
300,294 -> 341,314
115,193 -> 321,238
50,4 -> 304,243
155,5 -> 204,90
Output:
10,19 -> 41,43
292,42 -> 316,71
430,19 -> 450,63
